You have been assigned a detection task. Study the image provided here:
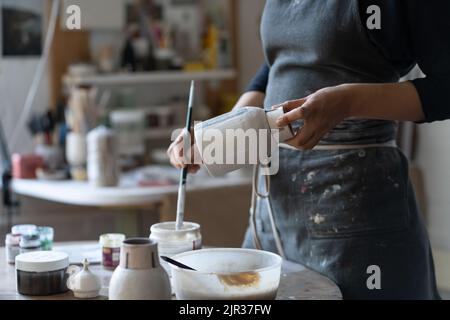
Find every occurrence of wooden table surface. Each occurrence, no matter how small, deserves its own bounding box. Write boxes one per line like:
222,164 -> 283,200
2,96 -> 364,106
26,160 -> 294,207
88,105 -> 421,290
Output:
0,242 -> 342,300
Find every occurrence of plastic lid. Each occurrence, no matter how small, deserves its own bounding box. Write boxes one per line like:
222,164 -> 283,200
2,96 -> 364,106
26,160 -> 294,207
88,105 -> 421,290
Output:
265,108 -> 295,142
11,224 -> 37,236
99,233 -> 126,248
16,251 -> 69,273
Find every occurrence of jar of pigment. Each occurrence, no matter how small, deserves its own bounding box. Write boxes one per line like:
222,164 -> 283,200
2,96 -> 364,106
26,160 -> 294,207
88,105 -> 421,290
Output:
20,233 -> 41,254
150,222 -> 202,276
99,234 -> 125,270
38,226 -> 54,250
15,251 -> 72,296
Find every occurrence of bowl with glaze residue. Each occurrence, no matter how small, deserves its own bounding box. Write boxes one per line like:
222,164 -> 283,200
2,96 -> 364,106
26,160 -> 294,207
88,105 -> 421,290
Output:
170,248 -> 282,300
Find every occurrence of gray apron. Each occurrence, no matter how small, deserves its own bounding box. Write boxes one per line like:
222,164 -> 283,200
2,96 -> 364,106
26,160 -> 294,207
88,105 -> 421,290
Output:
242,0 -> 440,299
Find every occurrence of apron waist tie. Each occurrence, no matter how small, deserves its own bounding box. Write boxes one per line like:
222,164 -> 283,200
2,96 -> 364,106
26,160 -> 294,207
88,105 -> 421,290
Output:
279,139 -> 397,151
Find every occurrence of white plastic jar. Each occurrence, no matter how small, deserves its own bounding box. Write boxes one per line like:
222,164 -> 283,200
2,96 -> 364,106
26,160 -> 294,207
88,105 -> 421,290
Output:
149,222 -> 202,275
5,234 -> 20,264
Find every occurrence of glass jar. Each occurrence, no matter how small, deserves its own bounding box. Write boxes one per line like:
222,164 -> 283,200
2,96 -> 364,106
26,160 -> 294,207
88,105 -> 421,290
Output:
99,234 -> 125,270
15,251 -> 71,296
5,234 -> 20,264
38,226 -> 54,251
149,222 -> 202,276
20,233 -> 41,254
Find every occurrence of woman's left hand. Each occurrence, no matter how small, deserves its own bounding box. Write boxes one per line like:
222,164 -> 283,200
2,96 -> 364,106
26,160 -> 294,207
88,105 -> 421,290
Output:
274,84 -> 353,150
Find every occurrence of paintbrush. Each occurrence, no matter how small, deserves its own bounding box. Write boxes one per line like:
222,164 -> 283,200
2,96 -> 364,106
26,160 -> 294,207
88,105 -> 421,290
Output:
160,256 -> 196,271
175,80 -> 195,231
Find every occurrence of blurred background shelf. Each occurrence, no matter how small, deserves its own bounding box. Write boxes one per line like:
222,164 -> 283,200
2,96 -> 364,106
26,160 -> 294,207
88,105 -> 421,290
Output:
63,69 -> 237,87
145,127 -> 179,140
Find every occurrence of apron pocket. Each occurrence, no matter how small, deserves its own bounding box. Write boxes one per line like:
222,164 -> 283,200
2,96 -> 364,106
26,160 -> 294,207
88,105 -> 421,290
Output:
304,148 -> 411,239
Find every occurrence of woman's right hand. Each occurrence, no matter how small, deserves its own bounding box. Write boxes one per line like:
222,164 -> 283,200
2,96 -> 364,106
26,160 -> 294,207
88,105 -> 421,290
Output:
167,130 -> 201,174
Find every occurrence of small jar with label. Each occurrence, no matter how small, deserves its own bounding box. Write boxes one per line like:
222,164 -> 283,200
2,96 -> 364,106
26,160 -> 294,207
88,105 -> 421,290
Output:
5,234 -> 20,264
38,226 -> 54,250
99,234 -> 125,270
12,224 -> 37,237
149,222 -> 202,276
20,233 -> 41,253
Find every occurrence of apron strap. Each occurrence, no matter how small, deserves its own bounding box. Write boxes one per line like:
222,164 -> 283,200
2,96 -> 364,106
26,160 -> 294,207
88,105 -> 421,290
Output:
279,140 -> 397,151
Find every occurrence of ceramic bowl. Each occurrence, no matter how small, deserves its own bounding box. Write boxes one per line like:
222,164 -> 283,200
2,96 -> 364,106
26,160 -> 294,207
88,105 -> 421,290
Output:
170,248 -> 282,300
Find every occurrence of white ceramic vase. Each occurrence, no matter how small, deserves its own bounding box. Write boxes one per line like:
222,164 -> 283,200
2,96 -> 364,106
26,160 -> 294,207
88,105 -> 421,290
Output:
108,238 -> 171,300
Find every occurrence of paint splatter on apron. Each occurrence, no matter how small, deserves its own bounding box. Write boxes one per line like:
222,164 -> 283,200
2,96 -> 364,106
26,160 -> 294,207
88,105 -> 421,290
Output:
242,0 -> 440,299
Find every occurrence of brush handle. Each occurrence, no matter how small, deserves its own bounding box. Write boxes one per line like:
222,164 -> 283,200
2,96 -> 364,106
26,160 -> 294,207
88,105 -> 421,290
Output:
175,167 -> 187,230
161,255 -> 196,271
185,81 -> 195,129
175,81 -> 195,231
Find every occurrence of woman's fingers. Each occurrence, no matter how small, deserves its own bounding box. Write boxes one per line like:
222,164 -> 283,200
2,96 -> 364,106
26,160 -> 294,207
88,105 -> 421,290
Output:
272,98 -> 307,112
286,125 -> 315,149
276,105 -> 309,127
289,124 -> 328,150
168,133 -> 202,173
301,132 -> 323,150
168,134 -> 186,169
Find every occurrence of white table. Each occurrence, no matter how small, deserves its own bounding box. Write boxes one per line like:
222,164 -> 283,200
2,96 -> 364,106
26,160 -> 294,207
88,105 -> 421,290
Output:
12,173 -> 250,207
11,168 -> 251,236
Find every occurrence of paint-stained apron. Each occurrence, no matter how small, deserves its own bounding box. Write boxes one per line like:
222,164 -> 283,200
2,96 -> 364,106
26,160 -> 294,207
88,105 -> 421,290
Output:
242,0 -> 440,299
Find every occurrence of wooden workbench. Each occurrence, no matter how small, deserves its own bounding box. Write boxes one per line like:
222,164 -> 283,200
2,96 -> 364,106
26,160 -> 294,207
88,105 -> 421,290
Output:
0,242 -> 342,300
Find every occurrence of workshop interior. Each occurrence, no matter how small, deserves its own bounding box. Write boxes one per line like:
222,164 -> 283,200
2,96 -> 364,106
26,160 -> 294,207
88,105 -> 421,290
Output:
0,0 -> 449,302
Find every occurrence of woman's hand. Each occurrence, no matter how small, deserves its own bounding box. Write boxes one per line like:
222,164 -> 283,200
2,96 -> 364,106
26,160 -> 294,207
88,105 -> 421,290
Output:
274,81 -> 425,150
167,130 -> 201,174
274,85 -> 352,150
